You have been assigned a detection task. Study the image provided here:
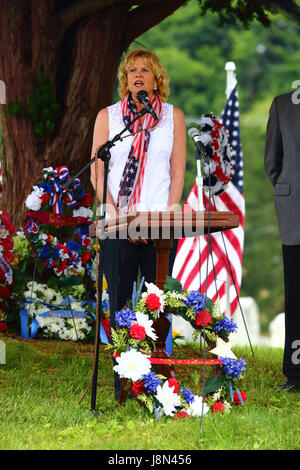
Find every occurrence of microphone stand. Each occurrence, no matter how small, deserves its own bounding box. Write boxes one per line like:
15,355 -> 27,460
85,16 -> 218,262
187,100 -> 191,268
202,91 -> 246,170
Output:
195,145 -> 208,211
195,150 -> 204,212
194,145 -> 208,354
64,107 -> 148,414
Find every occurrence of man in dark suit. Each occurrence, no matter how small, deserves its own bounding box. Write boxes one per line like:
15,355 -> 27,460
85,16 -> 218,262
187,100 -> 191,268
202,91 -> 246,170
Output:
265,90 -> 300,391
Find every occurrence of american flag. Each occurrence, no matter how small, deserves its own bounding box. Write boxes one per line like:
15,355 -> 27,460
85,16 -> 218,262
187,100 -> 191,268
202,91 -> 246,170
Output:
172,84 -> 245,316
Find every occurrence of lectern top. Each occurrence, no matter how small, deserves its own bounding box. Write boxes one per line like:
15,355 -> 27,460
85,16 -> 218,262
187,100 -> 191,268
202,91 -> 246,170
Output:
90,211 -> 239,240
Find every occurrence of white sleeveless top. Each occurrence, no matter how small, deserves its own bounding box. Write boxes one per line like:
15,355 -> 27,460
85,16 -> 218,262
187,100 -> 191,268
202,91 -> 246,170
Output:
107,101 -> 174,212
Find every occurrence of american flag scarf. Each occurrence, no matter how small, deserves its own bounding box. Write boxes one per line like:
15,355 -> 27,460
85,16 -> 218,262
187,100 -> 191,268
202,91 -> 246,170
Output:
117,93 -> 162,212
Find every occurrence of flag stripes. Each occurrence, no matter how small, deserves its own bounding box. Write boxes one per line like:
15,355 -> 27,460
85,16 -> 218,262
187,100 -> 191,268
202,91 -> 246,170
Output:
173,84 -> 245,316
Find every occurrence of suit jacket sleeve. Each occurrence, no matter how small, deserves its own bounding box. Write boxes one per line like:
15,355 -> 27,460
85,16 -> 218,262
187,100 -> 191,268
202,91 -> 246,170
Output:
264,97 -> 283,186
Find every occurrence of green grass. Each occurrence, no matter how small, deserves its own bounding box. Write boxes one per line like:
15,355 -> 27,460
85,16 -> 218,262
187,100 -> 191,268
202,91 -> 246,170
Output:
0,335 -> 299,451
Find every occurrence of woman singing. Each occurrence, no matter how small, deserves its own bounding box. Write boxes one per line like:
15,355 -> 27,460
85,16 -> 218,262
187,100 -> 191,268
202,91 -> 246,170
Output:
91,48 -> 186,315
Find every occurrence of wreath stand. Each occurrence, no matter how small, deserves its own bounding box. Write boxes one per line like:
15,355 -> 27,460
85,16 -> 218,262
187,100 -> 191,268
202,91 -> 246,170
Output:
98,210 -> 239,404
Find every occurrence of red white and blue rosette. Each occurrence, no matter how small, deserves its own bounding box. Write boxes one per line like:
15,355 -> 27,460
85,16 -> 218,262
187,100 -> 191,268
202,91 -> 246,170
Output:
24,166 -> 93,276
190,114 -> 232,195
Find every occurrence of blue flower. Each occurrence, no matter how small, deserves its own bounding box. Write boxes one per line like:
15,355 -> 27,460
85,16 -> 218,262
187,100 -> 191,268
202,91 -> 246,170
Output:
67,240 -> 82,252
213,317 -> 237,333
220,357 -> 247,380
115,308 -> 136,329
52,246 -> 60,259
39,182 -> 53,194
142,371 -> 161,395
181,385 -> 195,404
36,245 -> 50,258
184,291 -> 207,313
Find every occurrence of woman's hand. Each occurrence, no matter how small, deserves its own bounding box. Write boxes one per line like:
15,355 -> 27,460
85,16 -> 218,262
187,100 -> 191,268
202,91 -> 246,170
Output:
127,238 -> 148,245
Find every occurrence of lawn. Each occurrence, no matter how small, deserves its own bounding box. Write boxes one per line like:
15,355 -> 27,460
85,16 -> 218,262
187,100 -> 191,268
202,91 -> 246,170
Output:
0,335 -> 299,451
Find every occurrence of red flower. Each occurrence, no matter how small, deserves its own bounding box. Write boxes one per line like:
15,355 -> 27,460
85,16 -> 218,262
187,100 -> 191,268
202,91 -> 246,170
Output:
211,139 -> 219,150
145,293 -> 161,311
0,237 -> 14,250
195,310 -> 212,327
131,381 -> 146,395
0,286 -> 11,299
211,401 -> 225,413
129,324 -> 146,340
82,236 -> 92,248
80,251 -> 91,263
0,212 -> 15,235
40,193 -> 51,205
0,321 -> 7,333
233,390 -> 247,405
55,259 -> 68,274
3,251 -> 13,264
174,411 -> 189,420
80,193 -> 93,207
211,129 -> 219,139
57,244 -> 68,254
167,378 -> 180,393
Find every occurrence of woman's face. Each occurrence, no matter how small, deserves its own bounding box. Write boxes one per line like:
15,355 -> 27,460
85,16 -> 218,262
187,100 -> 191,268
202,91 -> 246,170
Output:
126,56 -> 157,102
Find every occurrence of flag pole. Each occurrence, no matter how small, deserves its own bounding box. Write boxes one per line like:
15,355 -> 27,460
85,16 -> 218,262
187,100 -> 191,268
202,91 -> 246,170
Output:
225,62 -> 237,317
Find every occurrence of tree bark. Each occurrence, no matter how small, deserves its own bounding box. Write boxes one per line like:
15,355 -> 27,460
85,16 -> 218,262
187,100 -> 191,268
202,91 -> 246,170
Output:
0,0 -> 187,229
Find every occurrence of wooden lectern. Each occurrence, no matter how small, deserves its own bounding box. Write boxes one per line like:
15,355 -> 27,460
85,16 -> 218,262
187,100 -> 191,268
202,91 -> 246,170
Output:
92,211 -> 239,380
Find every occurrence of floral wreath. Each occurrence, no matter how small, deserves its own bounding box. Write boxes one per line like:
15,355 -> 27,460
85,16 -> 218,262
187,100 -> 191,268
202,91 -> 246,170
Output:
0,210 -> 15,333
24,166 -> 93,277
107,279 -> 247,418
190,114 -> 232,195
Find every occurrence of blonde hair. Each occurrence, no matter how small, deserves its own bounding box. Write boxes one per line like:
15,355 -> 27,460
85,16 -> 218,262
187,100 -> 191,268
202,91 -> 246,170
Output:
118,48 -> 170,102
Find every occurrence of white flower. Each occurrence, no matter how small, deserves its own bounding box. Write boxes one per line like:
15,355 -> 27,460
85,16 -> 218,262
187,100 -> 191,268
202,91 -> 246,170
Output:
72,207 -> 93,220
71,317 -> 90,332
25,192 -> 42,211
36,315 -> 54,328
223,400 -> 232,414
143,282 -> 163,296
42,167 -> 54,174
43,317 -> 65,333
59,326 -> 84,341
58,327 -> 72,341
186,395 -> 209,417
142,282 -> 166,313
211,388 -> 222,402
155,381 -> 181,416
113,349 -> 151,382
58,248 -> 69,260
134,311 -> 158,341
199,116 -> 214,127
199,132 -> 212,145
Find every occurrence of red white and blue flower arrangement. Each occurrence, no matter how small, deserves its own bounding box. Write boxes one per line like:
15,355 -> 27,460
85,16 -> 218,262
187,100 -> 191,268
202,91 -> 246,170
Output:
24,166 -> 93,277
0,210 -> 15,334
190,114 -> 232,195
107,279 -> 247,418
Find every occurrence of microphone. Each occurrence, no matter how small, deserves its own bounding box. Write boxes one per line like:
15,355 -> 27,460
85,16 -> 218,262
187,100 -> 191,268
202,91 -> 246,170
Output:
188,127 -> 209,162
137,90 -> 158,120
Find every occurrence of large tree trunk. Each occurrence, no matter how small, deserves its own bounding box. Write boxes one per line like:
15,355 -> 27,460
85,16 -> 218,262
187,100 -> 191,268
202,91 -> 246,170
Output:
0,2 -> 127,228
0,0 -> 187,229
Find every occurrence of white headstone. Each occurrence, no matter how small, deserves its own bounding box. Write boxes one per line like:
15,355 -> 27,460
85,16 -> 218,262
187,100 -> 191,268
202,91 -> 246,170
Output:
230,297 -> 261,347
268,313 -> 285,348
